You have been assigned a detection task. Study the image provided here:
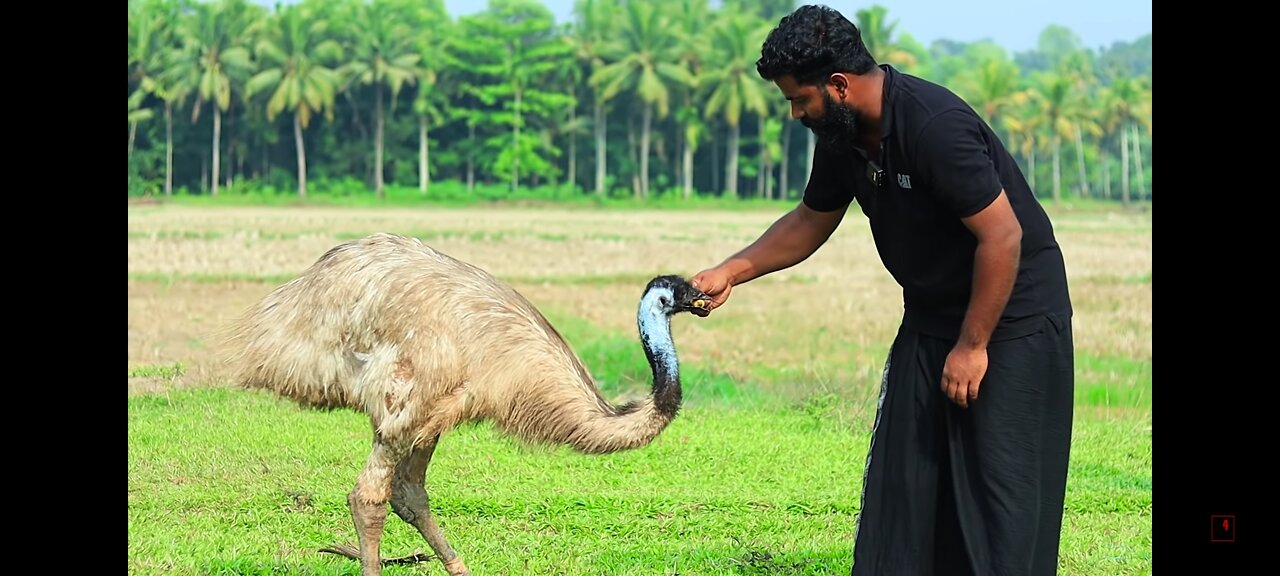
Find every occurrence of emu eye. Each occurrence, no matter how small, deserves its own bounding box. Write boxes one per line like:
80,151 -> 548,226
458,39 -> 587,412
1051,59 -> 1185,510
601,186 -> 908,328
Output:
659,295 -> 672,306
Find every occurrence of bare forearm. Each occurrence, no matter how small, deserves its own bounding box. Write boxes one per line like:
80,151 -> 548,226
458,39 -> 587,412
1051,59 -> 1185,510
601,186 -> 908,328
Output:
717,205 -> 843,285
958,234 -> 1020,350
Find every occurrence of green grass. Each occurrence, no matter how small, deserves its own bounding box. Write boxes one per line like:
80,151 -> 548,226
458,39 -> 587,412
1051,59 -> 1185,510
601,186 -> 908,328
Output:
135,181 -> 1146,215
128,388 -> 1150,575
129,362 -> 187,380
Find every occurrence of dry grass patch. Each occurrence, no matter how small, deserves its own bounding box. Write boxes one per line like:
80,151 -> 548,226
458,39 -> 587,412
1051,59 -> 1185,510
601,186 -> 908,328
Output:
128,204 -> 1150,403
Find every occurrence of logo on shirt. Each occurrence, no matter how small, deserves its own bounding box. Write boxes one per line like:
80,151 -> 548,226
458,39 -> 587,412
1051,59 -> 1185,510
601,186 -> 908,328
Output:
896,173 -> 913,189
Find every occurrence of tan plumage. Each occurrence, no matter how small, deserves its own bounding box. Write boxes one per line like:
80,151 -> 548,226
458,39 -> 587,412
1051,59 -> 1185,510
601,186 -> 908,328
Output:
220,232 -> 709,576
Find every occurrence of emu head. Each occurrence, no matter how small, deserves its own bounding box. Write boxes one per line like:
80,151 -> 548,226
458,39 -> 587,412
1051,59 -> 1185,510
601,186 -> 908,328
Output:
643,275 -> 713,318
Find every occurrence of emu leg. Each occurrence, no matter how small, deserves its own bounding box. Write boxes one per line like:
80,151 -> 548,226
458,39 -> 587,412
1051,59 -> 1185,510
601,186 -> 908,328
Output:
390,436 -> 471,576
345,441 -> 399,576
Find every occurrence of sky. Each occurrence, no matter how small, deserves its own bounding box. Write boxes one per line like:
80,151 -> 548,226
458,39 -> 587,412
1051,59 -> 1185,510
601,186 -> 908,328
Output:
443,0 -> 1152,54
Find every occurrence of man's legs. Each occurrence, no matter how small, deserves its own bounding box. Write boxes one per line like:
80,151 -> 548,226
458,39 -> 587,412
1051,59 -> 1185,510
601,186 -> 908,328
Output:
851,324 -> 952,575
944,314 -> 1075,575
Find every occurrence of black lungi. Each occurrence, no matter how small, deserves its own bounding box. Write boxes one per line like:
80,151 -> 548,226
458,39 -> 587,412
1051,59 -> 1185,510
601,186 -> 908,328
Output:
850,313 -> 1074,576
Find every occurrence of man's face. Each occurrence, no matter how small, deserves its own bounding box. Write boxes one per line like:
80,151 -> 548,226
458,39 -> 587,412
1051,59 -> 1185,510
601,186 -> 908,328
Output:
776,74 -> 860,152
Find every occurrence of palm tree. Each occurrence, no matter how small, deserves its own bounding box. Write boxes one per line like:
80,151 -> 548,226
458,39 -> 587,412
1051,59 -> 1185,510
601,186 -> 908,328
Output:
591,1 -> 694,198
245,4 -> 342,198
168,0 -> 255,196
1104,73 -> 1150,207
128,0 -> 172,167
410,3 -> 455,196
1000,89 -> 1044,193
670,0 -> 711,199
954,54 -> 1020,132
1059,51 -> 1100,198
345,0 -> 420,199
855,5 -> 918,70
700,12 -> 770,198
1034,71 -> 1073,204
568,0 -> 617,197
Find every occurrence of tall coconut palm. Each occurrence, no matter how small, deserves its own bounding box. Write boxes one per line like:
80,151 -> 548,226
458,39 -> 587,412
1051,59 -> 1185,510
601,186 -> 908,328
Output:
1034,71 -> 1073,204
410,3 -> 455,196
669,0 -> 711,200
954,54 -> 1020,132
1105,73 -> 1150,207
245,4 -> 342,198
1000,89 -> 1044,193
855,5 -> 918,70
345,0 -> 420,199
568,0 -> 617,197
168,0 -> 254,196
590,1 -> 693,198
700,12 -> 770,198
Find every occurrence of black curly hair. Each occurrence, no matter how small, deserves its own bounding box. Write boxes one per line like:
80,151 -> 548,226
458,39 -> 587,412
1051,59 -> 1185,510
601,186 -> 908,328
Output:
755,5 -> 878,86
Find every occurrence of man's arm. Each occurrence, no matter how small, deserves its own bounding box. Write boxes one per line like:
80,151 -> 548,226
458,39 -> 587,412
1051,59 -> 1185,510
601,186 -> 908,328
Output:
956,190 -> 1022,351
915,108 -> 1022,407
691,200 -> 848,310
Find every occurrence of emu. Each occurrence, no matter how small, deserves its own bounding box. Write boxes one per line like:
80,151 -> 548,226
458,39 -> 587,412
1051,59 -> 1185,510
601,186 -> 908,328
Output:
221,232 -> 711,576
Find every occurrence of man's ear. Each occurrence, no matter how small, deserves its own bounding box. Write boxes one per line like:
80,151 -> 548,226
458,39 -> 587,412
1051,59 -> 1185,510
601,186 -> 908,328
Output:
827,73 -> 849,101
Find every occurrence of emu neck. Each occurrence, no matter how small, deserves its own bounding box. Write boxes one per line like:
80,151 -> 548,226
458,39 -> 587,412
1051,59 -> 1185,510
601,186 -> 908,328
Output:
637,293 -> 681,418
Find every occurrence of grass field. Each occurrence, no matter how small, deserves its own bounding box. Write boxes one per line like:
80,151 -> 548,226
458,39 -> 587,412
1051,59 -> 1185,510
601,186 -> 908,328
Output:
127,202 -> 1152,575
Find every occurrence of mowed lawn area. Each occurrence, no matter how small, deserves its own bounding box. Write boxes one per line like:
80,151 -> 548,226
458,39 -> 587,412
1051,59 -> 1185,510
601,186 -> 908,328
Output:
128,203 -> 1151,575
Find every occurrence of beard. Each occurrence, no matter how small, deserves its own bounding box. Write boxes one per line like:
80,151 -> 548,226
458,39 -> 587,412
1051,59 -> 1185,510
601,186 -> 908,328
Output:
802,90 -> 860,154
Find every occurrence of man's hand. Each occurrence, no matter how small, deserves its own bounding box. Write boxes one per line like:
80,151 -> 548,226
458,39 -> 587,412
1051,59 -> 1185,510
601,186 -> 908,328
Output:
690,267 -> 734,313
942,344 -> 988,408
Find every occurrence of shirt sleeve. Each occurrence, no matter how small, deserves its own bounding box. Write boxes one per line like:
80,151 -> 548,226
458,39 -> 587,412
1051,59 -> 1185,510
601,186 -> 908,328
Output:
801,146 -> 856,212
914,108 -> 1004,218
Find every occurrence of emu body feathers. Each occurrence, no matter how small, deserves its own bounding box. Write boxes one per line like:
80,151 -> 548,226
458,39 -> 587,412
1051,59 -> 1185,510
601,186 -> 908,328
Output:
222,232 -> 708,576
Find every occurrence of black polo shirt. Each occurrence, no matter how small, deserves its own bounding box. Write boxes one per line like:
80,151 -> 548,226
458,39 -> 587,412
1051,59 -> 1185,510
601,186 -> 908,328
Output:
803,64 -> 1072,342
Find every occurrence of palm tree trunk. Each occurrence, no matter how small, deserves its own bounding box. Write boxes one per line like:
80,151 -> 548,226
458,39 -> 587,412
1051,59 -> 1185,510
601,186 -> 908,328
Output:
129,121 -> 138,162
594,100 -> 606,197
756,115 -> 766,198
1026,138 -> 1036,192
682,134 -> 694,200
513,86 -> 522,193
375,82 -> 385,199
165,102 -> 174,197
225,101 -> 235,190
1131,123 -> 1145,201
779,120 -> 792,200
212,109 -> 221,197
467,122 -> 475,194
1101,152 -> 1111,200
725,122 -> 740,198
640,104 -> 652,199
419,116 -> 429,195
1120,124 -> 1130,208
1074,123 -> 1089,198
711,125 -> 720,193
1051,133 -> 1061,204
568,104 -> 577,195
628,113 -> 639,198
294,112 -> 307,198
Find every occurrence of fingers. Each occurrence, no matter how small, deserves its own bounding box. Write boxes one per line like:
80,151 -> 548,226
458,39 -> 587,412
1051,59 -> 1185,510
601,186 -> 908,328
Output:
708,284 -> 731,310
941,376 -> 969,408
690,270 -> 731,312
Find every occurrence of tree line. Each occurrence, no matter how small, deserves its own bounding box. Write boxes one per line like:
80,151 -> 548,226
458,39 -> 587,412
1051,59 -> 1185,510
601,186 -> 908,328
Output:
127,0 -> 1152,205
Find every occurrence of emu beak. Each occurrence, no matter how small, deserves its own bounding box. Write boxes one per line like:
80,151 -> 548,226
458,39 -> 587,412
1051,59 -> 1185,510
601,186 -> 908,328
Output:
685,297 -> 712,317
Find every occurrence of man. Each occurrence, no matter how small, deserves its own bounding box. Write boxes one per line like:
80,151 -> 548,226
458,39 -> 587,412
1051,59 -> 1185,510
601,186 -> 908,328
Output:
690,5 -> 1074,576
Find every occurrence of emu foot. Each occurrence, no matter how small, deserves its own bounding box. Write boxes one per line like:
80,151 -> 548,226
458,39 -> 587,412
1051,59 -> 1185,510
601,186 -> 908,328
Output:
318,543 -> 436,566
443,556 -> 472,576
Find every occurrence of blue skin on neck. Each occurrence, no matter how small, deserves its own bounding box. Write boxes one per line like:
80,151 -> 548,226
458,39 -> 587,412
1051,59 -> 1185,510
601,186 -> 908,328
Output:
638,287 -> 678,377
